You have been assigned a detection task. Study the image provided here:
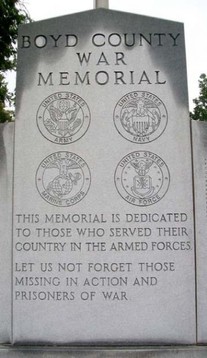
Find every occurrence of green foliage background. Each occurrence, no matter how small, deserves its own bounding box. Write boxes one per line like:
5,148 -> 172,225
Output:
190,74 -> 207,121
0,0 -> 31,122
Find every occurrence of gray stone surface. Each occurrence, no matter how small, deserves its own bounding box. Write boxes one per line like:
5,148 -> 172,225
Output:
1,346 -> 207,358
192,120 -> 207,343
11,8 -> 195,345
0,123 -> 14,343
94,0 -> 109,8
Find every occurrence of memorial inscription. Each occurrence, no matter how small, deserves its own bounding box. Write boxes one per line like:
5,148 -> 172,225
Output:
12,9 -> 195,344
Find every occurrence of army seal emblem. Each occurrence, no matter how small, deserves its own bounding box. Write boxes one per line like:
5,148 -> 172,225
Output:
115,151 -> 170,206
36,152 -> 91,207
37,92 -> 91,144
114,91 -> 167,143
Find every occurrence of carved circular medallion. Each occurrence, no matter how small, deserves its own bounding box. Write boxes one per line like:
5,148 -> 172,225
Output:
37,92 -> 91,144
114,151 -> 170,206
36,152 -> 91,207
114,91 -> 167,143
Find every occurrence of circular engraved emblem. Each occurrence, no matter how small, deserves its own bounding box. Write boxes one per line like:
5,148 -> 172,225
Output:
115,151 -> 170,206
36,152 -> 91,207
114,91 -> 168,143
37,92 -> 91,144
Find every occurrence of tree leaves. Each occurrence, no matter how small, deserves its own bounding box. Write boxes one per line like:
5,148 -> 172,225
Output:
190,73 -> 207,121
0,0 -> 31,122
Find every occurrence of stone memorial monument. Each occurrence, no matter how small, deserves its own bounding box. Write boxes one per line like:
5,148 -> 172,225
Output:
192,120 -> 207,344
0,1 -> 207,356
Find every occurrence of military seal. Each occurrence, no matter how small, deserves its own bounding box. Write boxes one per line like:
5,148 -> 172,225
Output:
114,91 -> 167,143
36,151 -> 91,207
37,92 -> 90,144
114,151 -> 170,206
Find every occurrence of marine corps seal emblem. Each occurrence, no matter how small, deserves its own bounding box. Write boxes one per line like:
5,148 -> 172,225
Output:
114,91 -> 167,143
115,151 -> 170,206
37,92 -> 91,144
36,151 -> 91,207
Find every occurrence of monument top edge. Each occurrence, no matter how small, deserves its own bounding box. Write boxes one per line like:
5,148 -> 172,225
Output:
18,8 -> 184,30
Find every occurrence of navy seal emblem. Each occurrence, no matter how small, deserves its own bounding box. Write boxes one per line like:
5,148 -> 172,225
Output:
115,151 -> 170,206
114,91 -> 167,143
37,92 -> 90,144
36,152 -> 91,207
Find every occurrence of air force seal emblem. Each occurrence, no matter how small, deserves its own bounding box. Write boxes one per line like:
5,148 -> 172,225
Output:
36,152 -> 91,207
114,91 -> 167,143
37,92 -> 90,144
115,151 -> 170,206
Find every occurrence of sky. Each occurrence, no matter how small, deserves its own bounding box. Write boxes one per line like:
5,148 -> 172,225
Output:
8,0 -> 207,110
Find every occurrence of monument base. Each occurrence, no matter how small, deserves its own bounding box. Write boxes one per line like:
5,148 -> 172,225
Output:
0,345 -> 207,358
